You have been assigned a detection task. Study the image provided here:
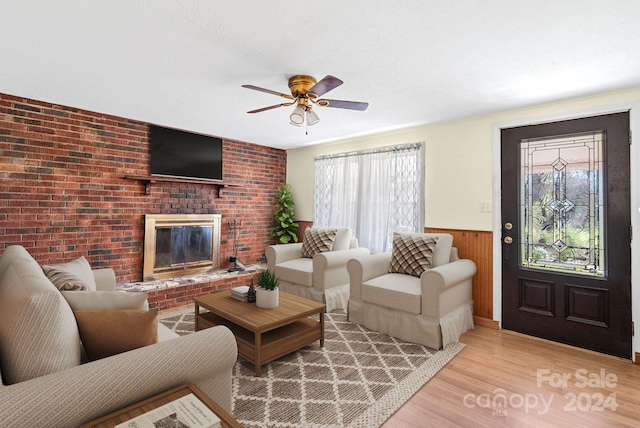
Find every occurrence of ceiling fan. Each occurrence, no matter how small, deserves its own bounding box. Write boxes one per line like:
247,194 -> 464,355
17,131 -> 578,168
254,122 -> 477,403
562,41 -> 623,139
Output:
242,75 -> 368,130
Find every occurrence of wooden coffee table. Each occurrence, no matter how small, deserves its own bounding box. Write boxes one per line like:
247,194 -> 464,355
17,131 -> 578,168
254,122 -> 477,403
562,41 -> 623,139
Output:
194,291 -> 325,376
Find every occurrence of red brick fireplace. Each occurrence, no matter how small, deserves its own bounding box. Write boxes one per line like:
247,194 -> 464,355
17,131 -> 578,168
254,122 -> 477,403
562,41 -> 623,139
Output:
0,92 -> 286,307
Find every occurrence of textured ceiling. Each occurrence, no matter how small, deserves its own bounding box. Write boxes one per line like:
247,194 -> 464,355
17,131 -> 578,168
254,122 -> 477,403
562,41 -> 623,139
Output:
1,0 -> 639,150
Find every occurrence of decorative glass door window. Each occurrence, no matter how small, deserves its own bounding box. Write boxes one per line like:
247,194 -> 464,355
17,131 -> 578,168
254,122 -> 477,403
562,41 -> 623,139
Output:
520,131 -> 604,276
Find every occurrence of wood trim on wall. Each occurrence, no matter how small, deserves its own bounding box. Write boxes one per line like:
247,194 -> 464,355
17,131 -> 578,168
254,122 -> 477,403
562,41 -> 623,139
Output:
474,315 -> 500,330
297,221 -> 313,242
426,227 -> 493,321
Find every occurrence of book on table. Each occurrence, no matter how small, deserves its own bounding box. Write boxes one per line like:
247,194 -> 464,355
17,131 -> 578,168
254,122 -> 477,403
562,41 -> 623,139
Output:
115,392 -> 221,428
229,285 -> 249,302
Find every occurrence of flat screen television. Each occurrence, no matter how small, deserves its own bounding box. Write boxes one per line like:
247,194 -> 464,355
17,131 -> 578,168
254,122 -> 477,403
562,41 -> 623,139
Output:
150,125 -> 223,181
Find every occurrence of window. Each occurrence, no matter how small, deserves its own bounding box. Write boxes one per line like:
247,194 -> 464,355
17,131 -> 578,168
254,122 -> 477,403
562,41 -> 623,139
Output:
314,143 -> 424,253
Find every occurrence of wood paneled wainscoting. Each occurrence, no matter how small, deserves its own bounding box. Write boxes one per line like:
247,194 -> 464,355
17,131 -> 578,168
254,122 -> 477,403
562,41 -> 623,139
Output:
296,221 -> 313,242
296,222 -> 496,327
425,227 -> 495,328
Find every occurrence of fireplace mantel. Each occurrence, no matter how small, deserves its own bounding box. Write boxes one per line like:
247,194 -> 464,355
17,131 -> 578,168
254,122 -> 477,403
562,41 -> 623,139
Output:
124,175 -> 243,197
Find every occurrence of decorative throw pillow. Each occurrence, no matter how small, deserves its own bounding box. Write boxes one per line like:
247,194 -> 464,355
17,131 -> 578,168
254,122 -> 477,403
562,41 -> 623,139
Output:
62,291 -> 149,311
300,228 -> 338,258
388,233 -> 438,277
43,266 -> 89,291
73,310 -> 158,361
315,227 -> 352,251
42,256 -> 96,291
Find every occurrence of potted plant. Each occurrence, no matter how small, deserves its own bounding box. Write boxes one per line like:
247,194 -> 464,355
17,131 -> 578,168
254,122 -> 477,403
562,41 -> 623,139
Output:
255,269 -> 279,308
271,183 -> 299,244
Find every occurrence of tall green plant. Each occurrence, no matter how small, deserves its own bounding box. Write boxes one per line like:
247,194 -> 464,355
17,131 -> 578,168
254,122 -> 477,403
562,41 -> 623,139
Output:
271,183 -> 299,244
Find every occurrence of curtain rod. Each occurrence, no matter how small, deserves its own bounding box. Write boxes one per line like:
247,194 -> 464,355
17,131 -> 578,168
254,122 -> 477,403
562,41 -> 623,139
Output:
314,142 -> 423,161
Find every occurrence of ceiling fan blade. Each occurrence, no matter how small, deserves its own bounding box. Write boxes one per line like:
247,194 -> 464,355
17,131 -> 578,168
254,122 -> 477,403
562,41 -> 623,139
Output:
308,75 -> 343,97
242,84 -> 292,98
321,99 -> 369,111
247,104 -> 286,114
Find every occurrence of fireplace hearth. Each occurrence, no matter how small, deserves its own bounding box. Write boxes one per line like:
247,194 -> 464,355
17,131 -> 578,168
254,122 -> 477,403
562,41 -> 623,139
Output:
143,214 -> 221,280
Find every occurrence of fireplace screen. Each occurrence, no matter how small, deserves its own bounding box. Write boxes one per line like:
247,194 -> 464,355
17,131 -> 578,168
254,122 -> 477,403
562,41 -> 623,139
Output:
143,214 -> 221,280
155,226 -> 213,267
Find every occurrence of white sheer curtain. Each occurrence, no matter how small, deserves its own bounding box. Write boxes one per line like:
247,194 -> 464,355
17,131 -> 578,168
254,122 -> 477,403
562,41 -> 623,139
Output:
314,143 -> 424,253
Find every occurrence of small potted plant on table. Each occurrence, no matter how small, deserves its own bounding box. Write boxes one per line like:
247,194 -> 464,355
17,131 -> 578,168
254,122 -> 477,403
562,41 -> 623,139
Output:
255,269 -> 279,308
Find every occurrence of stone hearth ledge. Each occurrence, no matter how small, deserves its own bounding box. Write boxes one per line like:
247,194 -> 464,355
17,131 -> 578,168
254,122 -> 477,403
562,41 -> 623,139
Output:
116,264 -> 265,293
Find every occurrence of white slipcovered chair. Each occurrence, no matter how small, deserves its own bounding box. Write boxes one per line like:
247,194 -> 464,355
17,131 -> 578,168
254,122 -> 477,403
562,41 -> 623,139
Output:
266,227 -> 371,312
347,232 -> 476,350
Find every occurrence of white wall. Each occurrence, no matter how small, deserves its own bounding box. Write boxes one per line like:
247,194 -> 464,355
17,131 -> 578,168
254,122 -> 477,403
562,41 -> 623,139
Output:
287,86 -> 640,359
287,87 -> 640,228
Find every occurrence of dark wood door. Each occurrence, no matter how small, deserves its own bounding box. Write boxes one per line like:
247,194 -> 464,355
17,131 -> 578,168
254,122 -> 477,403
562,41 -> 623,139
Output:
501,112 -> 631,358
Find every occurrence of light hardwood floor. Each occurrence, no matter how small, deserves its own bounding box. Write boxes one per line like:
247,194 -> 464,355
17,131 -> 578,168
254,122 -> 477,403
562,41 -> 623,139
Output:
383,326 -> 640,427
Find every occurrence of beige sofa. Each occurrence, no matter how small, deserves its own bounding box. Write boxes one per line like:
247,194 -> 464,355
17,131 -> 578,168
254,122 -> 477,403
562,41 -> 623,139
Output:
347,233 -> 476,350
0,245 -> 237,428
266,227 -> 371,312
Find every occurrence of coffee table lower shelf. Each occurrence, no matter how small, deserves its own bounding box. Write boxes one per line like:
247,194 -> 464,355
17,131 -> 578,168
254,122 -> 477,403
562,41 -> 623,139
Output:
197,311 -> 322,374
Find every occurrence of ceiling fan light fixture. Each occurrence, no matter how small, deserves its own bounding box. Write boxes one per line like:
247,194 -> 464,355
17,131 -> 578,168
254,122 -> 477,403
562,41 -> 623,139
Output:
289,104 -> 305,126
243,75 -> 368,130
306,108 -> 320,126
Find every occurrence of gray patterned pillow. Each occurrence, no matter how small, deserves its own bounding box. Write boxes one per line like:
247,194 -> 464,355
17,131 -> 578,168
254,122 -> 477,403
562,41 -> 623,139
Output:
43,266 -> 90,291
388,233 -> 438,277
300,228 -> 338,258
42,256 -> 96,291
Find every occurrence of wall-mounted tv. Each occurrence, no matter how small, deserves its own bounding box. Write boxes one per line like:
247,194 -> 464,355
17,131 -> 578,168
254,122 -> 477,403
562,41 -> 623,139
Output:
150,125 -> 223,181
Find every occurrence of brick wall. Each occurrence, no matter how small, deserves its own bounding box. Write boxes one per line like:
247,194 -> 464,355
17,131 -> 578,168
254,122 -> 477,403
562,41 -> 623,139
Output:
0,92 -> 286,283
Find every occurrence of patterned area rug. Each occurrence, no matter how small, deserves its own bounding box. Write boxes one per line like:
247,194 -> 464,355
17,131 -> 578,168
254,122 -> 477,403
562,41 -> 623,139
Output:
159,308 -> 465,427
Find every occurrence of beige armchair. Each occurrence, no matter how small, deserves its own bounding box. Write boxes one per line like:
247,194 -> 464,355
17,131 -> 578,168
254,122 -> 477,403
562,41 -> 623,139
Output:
266,227 -> 371,312
347,233 -> 476,350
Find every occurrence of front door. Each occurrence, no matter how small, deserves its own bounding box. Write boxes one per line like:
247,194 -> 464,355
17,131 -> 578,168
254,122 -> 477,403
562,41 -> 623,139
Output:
501,112 -> 632,359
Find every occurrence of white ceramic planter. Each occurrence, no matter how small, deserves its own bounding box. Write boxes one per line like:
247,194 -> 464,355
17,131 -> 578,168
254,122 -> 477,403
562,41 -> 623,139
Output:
256,287 -> 279,308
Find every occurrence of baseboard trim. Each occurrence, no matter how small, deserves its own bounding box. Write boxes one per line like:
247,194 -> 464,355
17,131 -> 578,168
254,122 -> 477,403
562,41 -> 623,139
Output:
635,353 -> 640,365
474,316 -> 500,330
